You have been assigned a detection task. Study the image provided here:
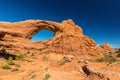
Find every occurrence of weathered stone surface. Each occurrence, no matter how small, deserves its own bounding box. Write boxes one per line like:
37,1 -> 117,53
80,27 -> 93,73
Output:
82,64 -> 120,80
0,19 -> 112,58
99,43 -> 113,52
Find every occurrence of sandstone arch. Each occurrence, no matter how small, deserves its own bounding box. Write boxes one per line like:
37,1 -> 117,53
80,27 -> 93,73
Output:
0,19 -> 112,58
0,19 -> 83,40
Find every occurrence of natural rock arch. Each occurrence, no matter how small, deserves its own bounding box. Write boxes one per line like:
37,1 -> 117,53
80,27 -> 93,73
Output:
0,19 -> 112,58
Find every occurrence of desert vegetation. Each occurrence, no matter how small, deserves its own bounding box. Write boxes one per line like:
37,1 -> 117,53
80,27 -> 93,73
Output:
44,73 -> 51,80
95,51 -> 120,63
59,56 -> 71,65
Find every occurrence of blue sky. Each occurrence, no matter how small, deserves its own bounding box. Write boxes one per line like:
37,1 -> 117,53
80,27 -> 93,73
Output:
32,30 -> 54,41
0,0 -> 120,48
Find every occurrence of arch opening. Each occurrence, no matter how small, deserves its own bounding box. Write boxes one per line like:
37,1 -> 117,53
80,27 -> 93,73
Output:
31,29 -> 55,42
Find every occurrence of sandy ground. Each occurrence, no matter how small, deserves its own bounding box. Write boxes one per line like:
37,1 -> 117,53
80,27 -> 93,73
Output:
0,53 -> 120,80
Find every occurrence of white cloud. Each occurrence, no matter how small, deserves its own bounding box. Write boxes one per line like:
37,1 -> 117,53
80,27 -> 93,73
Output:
111,44 -> 119,48
97,44 -> 100,46
97,43 -> 119,48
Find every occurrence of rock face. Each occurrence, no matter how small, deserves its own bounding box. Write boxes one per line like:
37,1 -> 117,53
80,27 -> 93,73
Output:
82,64 -> 120,80
0,19 -> 112,58
99,43 -> 113,52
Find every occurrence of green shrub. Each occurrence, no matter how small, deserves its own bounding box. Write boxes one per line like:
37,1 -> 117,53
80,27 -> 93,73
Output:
1,64 -> 11,69
28,71 -> 36,79
15,64 -> 21,68
44,73 -> 51,80
26,60 -> 34,62
30,73 -> 37,79
16,54 -> 26,59
7,60 -> 14,65
39,48 -> 44,51
116,50 -> 120,57
8,56 -> 13,60
7,56 -> 14,65
42,55 -> 49,61
59,56 -> 69,65
96,53 -> 117,63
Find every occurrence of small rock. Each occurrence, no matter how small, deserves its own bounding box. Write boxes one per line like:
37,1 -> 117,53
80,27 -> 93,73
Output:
66,55 -> 74,62
78,57 -> 86,63
78,57 -> 89,64
32,62 -> 36,65
84,60 -> 89,64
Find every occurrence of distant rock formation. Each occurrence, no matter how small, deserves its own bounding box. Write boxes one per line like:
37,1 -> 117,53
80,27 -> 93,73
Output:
0,19 -> 113,58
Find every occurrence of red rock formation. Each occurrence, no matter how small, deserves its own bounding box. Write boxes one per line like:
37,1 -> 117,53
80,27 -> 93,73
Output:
99,43 -> 113,53
0,19 -> 113,58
